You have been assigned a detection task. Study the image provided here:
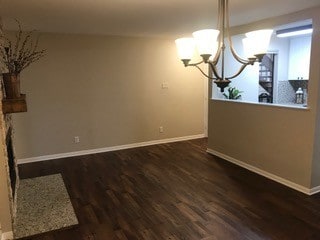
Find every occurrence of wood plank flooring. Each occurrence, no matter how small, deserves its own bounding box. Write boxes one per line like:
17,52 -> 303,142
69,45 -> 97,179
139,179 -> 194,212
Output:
18,138 -> 320,240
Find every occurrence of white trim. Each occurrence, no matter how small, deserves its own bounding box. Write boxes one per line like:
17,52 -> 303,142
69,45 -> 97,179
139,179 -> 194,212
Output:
310,185 -> 320,195
1,231 -> 13,240
18,134 -> 205,164
207,148 -> 318,195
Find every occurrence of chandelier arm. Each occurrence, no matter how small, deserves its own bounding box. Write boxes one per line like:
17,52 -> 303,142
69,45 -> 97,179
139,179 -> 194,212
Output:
225,0 -> 250,65
221,0 -> 226,81
230,46 -> 251,64
217,0 -> 222,31
209,62 -> 223,80
193,65 -> 216,79
212,0 -> 225,65
225,62 -> 251,80
211,44 -> 222,64
187,60 -> 205,66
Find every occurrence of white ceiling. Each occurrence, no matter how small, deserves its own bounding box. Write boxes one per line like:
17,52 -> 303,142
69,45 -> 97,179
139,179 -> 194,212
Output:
1,0 -> 320,37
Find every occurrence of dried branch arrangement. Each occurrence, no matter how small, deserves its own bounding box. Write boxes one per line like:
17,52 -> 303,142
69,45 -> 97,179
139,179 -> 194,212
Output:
0,20 -> 46,74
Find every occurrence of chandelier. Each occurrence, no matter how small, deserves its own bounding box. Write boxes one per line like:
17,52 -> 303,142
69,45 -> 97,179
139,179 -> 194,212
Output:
175,0 -> 273,92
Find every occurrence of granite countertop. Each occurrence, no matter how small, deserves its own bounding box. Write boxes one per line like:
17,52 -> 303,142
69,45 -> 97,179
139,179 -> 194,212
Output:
281,102 -> 307,107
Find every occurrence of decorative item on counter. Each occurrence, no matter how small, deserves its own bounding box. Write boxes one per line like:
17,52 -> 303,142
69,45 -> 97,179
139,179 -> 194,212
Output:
295,87 -> 304,104
259,93 -> 272,103
223,86 -> 243,100
303,88 -> 308,104
0,20 -> 46,99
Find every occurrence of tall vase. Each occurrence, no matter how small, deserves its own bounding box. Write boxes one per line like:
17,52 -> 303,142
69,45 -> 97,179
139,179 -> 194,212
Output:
2,73 -> 21,99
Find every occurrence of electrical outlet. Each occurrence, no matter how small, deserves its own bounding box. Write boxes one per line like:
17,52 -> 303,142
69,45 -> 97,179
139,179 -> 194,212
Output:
159,126 -> 164,133
74,136 -> 80,143
162,82 -> 169,89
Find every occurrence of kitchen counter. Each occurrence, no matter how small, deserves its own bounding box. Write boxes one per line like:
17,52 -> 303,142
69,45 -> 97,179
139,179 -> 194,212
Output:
212,98 -> 309,110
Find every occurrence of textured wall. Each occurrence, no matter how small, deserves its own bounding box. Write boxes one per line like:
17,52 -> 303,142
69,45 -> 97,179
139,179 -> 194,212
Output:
11,33 -> 205,159
0,114 -> 13,236
0,18 -> 13,234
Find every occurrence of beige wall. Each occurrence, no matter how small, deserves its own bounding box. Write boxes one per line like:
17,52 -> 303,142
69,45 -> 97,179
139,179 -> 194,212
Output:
208,7 -> 320,188
11,33 -> 205,159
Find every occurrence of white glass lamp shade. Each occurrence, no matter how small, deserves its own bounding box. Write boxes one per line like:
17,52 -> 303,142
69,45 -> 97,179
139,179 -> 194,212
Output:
192,29 -> 220,56
245,29 -> 273,55
242,37 -> 255,59
175,38 -> 195,60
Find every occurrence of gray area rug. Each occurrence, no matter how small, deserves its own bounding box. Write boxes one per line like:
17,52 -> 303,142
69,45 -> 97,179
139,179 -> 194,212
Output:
14,174 -> 78,239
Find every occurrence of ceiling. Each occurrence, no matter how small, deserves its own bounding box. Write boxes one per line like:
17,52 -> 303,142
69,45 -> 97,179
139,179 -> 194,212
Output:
1,0 -> 320,37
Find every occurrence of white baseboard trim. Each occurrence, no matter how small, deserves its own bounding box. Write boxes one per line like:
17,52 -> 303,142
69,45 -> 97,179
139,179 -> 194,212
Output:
207,148 -> 319,196
310,185 -> 320,195
18,134 -> 205,164
1,231 -> 13,240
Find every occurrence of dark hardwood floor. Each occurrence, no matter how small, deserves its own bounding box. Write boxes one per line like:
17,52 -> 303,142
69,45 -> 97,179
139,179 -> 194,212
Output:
18,138 -> 320,240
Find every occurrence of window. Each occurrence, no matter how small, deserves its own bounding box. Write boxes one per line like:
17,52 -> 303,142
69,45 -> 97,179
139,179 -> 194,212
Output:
212,20 -> 312,108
